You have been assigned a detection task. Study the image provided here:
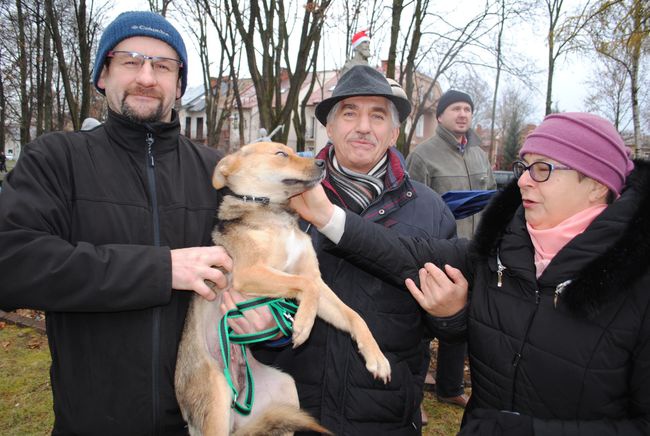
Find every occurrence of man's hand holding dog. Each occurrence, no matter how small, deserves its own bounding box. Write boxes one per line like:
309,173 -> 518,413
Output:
171,246 -> 232,300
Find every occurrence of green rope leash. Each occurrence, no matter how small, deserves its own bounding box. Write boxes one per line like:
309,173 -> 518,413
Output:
218,297 -> 298,415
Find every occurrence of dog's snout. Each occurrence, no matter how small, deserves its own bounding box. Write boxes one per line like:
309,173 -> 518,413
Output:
315,159 -> 325,168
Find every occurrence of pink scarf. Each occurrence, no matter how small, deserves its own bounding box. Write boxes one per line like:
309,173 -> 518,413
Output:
527,204 -> 607,278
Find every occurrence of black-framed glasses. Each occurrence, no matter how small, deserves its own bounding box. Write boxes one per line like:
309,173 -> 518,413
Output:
512,160 -> 573,183
107,51 -> 183,75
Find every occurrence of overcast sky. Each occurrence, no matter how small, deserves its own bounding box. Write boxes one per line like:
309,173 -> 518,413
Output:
109,1 -> 597,124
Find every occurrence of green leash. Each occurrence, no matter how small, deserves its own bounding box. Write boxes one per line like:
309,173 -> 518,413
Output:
218,297 -> 298,415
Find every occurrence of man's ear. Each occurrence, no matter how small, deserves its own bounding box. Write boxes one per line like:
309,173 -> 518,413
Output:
176,78 -> 182,100
212,154 -> 240,189
96,66 -> 108,92
390,126 -> 400,146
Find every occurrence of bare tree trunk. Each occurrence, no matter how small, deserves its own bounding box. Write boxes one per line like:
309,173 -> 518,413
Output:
43,23 -> 54,132
628,0 -> 643,156
75,0 -> 92,124
45,0 -> 80,129
148,0 -> 173,16
489,0 -> 506,166
544,0 -> 561,115
34,1 -> 45,136
386,0 -> 403,80
0,49 -> 5,151
16,0 -> 31,144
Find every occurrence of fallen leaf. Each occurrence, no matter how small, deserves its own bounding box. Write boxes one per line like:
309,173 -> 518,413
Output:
27,336 -> 43,349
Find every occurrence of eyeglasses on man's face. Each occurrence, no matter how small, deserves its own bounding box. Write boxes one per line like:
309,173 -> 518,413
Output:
107,51 -> 183,75
512,160 -> 573,183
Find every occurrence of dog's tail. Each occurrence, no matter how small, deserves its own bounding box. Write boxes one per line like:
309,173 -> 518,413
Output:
232,404 -> 331,436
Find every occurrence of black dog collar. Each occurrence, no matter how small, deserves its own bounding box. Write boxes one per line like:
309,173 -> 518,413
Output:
221,187 -> 270,205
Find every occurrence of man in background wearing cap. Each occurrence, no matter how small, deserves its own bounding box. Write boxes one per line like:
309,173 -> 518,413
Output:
0,11 -> 232,434
254,65 -> 457,434
407,89 -> 496,240
407,89 -> 495,409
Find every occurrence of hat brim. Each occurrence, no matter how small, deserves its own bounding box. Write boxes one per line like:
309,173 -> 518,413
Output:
316,93 -> 411,126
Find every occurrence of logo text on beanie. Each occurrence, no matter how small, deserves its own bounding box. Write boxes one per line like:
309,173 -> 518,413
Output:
130,25 -> 171,38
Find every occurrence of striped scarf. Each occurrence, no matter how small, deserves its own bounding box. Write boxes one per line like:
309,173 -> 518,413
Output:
326,145 -> 387,213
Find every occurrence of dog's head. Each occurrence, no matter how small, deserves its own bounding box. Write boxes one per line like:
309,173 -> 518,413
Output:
212,142 -> 325,203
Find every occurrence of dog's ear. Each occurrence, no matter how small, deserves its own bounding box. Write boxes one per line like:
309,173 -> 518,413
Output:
212,154 -> 240,189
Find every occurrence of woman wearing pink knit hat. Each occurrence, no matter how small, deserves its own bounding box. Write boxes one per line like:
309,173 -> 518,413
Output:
288,112 -> 649,434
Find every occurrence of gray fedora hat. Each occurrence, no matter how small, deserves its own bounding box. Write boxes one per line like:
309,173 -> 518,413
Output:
316,65 -> 411,126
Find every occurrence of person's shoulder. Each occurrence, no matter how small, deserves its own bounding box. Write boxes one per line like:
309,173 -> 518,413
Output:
25,130 -> 83,154
409,178 -> 446,204
180,138 -> 223,162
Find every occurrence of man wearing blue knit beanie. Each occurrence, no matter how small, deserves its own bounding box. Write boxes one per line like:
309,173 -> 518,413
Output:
0,10 -> 233,434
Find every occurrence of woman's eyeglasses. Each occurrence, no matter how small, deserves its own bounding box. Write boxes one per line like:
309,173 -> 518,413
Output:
512,160 -> 572,183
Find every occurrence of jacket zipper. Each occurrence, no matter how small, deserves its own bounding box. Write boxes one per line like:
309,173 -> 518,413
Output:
496,250 -> 506,287
554,279 -> 572,308
146,132 -> 162,435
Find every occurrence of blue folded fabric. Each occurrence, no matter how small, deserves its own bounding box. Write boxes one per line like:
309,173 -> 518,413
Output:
441,190 -> 497,219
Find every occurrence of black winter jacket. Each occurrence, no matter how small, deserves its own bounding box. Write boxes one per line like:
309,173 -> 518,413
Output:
0,110 -> 220,435
256,145 -> 456,435
333,160 -> 650,435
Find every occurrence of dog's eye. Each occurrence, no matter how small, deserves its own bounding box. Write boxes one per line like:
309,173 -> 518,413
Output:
275,151 -> 289,158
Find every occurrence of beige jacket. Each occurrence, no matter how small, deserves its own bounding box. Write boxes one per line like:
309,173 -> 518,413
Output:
406,125 -> 495,239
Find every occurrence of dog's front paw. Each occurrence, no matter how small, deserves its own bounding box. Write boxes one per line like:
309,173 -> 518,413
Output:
365,353 -> 391,384
291,318 -> 315,348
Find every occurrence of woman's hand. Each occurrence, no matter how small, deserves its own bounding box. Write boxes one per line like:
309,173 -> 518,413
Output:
405,263 -> 468,317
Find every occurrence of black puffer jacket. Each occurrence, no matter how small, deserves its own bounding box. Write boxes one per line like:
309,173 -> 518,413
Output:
257,146 -> 456,435
335,160 -> 650,434
0,110 -> 220,435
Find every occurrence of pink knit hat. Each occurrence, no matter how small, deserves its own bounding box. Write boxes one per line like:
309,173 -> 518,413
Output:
519,112 -> 634,195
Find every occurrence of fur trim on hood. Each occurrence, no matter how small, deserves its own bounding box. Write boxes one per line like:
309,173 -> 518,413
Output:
471,159 -> 650,318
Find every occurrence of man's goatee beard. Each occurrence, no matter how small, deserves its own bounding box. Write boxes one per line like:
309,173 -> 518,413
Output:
121,101 -> 165,124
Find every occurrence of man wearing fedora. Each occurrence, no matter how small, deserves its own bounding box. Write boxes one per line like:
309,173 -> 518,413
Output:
253,65 -> 457,434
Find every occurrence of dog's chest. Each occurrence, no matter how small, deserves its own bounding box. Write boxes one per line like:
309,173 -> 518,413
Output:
282,228 -> 311,271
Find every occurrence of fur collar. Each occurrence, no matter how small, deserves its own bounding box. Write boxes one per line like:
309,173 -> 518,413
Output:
471,159 -> 650,317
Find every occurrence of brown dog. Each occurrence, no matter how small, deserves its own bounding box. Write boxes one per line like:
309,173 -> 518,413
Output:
175,142 -> 391,435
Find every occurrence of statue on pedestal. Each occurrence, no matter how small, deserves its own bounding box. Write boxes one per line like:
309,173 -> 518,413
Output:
340,30 -> 371,77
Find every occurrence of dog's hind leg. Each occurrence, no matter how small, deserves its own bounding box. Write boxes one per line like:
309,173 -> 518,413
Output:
233,356 -> 299,431
199,368 -> 233,436
233,357 -> 330,435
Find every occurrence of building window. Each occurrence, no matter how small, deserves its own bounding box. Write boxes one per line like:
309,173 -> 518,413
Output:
185,117 -> 192,138
415,116 -> 424,138
196,117 -> 204,140
306,116 -> 315,139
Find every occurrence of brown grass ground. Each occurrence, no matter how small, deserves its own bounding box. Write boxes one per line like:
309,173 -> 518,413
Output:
0,324 -> 467,435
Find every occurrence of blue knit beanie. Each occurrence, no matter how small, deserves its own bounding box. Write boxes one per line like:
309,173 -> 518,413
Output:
93,11 -> 188,96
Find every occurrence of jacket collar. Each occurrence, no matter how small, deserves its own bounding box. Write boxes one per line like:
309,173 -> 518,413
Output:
436,124 -> 479,152
472,160 -> 650,317
104,108 -> 181,155
316,142 -> 407,193
316,143 -> 412,217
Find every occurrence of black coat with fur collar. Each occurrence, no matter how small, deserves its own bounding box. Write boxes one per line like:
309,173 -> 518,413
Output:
336,160 -> 650,435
